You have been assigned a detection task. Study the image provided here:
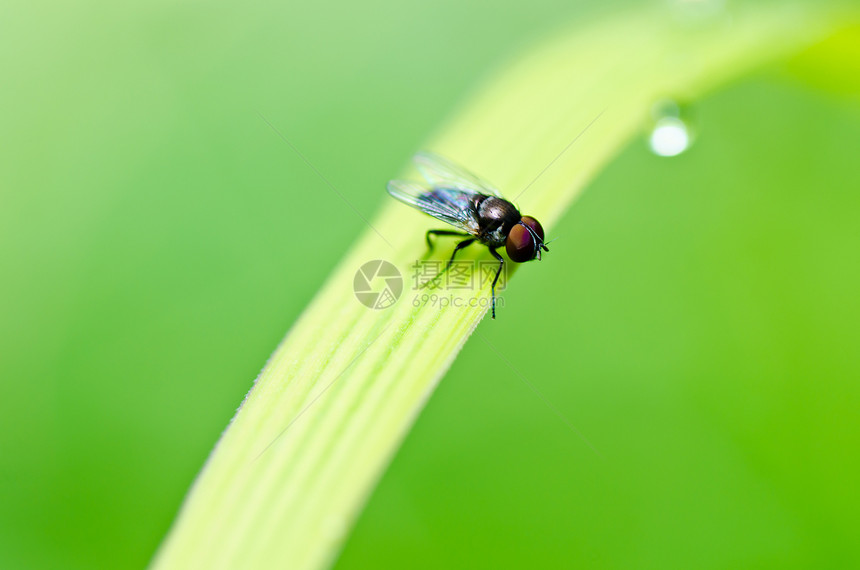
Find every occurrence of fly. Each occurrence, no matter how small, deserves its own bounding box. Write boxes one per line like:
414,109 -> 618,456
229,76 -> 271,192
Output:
387,151 -> 549,319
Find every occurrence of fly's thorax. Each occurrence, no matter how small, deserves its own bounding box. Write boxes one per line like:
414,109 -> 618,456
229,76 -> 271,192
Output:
476,196 -> 521,246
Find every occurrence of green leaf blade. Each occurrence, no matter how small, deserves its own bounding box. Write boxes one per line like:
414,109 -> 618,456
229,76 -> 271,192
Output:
151,3 -> 857,569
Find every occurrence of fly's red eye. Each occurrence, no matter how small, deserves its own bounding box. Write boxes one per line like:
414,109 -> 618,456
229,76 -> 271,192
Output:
506,216 -> 546,262
520,216 -> 545,242
506,224 -> 535,262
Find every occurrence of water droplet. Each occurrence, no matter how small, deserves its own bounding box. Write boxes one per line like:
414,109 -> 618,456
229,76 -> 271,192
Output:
648,100 -> 694,157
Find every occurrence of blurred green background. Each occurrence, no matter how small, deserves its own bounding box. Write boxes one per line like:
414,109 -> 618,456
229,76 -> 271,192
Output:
2,0 -> 858,568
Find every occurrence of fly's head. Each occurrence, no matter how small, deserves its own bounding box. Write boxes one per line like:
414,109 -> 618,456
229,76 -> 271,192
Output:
505,216 -> 549,262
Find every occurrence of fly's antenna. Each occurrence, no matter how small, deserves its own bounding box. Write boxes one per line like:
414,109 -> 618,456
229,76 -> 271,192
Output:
519,221 -> 550,260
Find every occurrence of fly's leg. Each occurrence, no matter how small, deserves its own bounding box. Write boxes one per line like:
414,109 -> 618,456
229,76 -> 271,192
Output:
425,230 -> 470,258
488,247 -> 505,319
421,238 -> 475,289
444,238 -> 476,272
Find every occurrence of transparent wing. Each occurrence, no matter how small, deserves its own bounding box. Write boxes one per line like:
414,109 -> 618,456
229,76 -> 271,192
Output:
413,151 -> 503,198
387,179 -> 480,235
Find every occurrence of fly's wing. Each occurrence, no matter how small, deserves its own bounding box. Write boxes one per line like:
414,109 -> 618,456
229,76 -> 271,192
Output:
387,180 -> 481,235
413,151 -> 504,198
